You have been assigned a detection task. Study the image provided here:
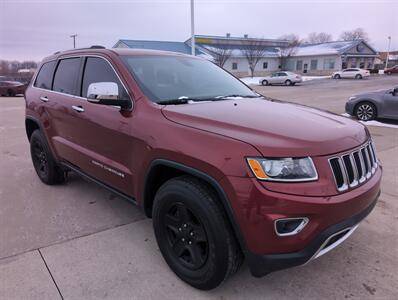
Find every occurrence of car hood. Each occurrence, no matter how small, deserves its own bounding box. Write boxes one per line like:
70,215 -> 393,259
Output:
161,98 -> 368,157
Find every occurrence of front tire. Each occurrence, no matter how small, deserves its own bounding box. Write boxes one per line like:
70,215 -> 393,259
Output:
30,130 -> 65,185
355,102 -> 376,121
333,74 -> 341,79
153,176 -> 243,290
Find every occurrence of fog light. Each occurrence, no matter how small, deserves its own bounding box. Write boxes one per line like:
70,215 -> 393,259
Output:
274,217 -> 309,236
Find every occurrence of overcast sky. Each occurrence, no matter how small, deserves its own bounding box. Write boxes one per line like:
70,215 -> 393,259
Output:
1,0 -> 397,61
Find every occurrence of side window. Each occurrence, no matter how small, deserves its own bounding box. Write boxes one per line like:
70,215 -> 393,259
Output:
53,58 -> 81,95
34,61 -> 56,90
82,57 -> 129,100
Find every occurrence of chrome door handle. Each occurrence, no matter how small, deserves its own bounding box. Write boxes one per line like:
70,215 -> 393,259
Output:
72,105 -> 85,113
40,96 -> 49,102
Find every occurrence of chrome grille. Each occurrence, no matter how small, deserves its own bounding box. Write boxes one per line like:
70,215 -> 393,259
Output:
329,141 -> 378,192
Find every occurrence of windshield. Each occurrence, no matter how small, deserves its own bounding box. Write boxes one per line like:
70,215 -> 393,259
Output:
121,55 -> 257,103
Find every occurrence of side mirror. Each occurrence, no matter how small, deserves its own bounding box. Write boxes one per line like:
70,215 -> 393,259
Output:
87,82 -> 131,110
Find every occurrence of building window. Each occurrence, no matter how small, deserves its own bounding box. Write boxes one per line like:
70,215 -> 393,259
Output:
359,62 -> 365,68
323,58 -> 335,70
263,62 -> 268,69
296,60 -> 303,71
367,60 -> 373,69
350,58 -> 357,68
310,59 -> 318,70
232,62 -> 238,70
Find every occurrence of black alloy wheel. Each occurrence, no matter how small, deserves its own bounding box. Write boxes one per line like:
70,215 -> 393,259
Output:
153,176 -> 243,290
30,130 -> 66,184
31,138 -> 49,179
163,202 -> 208,270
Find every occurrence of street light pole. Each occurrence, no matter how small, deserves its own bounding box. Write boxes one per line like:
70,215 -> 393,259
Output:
70,34 -> 77,49
190,0 -> 195,56
385,36 -> 391,69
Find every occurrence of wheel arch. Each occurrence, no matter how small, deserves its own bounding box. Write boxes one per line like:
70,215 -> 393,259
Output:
25,116 -> 41,141
143,159 -> 247,253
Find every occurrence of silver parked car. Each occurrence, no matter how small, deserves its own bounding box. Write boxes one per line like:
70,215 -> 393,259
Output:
345,86 -> 398,121
332,68 -> 370,79
259,71 -> 302,86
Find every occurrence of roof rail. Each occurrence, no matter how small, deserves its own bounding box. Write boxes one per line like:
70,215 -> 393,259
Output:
53,45 -> 106,54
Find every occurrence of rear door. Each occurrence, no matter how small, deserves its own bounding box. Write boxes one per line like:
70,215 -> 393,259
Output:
45,57 -> 85,164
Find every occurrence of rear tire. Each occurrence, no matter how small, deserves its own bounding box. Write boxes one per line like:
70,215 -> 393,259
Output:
152,175 -> 243,290
355,102 -> 376,121
261,80 -> 268,86
285,80 -> 292,86
355,74 -> 362,79
30,130 -> 66,185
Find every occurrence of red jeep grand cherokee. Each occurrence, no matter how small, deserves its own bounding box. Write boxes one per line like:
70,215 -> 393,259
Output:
25,47 -> 382,290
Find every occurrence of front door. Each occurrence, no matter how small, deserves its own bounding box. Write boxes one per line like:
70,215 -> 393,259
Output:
382,89 -> 398,118
72,56 -> 134,195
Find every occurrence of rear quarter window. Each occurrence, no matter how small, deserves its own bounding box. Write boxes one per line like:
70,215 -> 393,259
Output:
34,61 -> 56,90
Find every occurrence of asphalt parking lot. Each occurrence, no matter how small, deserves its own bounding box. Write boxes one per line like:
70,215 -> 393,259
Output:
1,76 -> 397,299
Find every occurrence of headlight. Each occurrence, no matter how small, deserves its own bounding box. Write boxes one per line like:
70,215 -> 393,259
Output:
246,157 -> 318,182
349,96 -> 357,101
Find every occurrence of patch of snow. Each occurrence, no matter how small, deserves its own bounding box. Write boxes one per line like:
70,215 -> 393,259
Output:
240,77 -> 263,85
341,113 -> 398,129
302,76 -> 330,81
295,41 -> 357,56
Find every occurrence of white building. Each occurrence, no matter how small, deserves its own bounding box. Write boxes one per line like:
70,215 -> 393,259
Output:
114,35 -> 378,77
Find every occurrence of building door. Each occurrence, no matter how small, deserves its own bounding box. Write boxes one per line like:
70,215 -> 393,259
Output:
303,63 -> 308,73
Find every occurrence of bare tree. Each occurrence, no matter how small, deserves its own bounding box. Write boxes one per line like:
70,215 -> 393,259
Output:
306,32 -> 333,44
243,40 -> 268,77
278,34 -> 302,70
205,45 -> 232,68
340,28 -> 369,42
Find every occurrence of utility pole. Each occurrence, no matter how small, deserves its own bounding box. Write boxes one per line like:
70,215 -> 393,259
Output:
70,34 -> 77,49
190,0 -> 195,56
385,36 -> 391,69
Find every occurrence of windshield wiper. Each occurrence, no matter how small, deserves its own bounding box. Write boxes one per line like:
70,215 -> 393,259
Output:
215,94 -> 261,99
156,98 -> 190,105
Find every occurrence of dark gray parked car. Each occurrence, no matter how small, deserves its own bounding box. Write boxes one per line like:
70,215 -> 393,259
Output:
345,87 -> 398,121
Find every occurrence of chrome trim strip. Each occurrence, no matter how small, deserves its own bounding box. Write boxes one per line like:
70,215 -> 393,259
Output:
348,153 -> 359,187
274,217 -> 309,237
358,149 -> 367,183
328,157 -> 348,192
362,147 -> 372,179
311,224 -> 359,261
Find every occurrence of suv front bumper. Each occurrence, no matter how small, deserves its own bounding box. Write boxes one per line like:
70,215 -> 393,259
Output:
219,165 -> 381,277
245,195 -> 378,277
